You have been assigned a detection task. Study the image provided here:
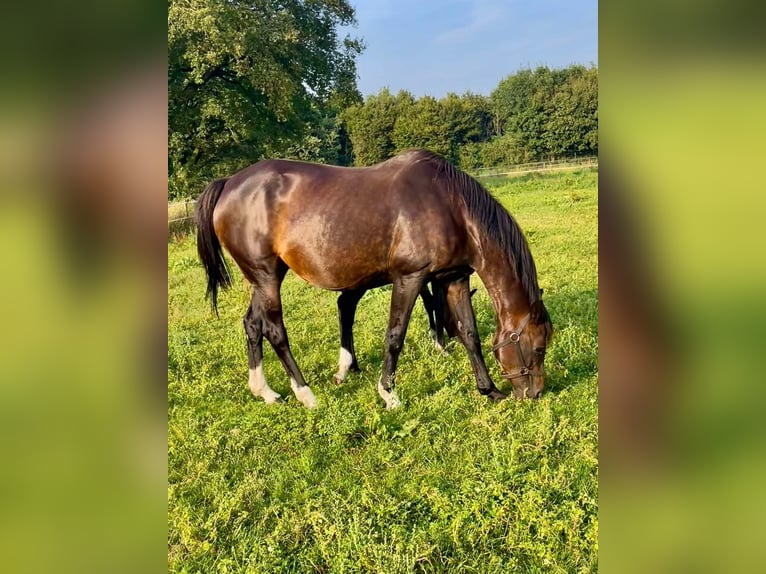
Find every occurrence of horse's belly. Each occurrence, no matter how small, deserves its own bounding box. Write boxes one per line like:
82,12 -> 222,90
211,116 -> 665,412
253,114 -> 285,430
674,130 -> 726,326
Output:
279,241 -> 391,290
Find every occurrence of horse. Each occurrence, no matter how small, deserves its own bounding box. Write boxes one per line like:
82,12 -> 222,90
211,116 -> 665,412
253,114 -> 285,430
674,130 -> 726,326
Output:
332,281 -> 474,383
196,149 -> 553,409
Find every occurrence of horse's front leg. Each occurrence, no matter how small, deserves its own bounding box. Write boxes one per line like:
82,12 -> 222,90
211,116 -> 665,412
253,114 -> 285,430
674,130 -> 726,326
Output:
335,289 -> 365,383
446,277 -> 506,401
378,272 -> 427,409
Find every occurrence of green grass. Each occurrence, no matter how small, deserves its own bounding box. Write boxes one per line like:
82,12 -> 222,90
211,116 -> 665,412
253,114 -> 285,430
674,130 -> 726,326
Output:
168,168 -> 598,573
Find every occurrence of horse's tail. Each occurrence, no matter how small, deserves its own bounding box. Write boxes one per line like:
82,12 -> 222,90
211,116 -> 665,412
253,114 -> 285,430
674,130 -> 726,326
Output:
195,178 -> 231,316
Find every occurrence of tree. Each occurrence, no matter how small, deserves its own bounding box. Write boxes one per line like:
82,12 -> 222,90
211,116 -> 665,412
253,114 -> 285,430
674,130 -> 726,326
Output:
168,0 -> 363,198
544,66 -> 598,156
392,96 -> 452,159
342,89 -> 414,165
447,92 -> 493,143
440,92 -> 493,162
490,68 -> 536,140
491,65 -> 598,160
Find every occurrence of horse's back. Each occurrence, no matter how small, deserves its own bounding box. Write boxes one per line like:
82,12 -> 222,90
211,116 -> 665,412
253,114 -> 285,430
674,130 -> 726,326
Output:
214,155 -> 469,289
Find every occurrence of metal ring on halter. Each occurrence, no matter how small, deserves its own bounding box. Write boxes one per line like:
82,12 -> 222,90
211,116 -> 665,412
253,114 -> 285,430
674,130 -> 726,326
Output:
492,312 -> 531,351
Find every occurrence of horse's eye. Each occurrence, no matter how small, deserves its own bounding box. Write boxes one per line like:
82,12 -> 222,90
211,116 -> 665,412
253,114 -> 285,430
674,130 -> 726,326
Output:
534,346 -> 546,356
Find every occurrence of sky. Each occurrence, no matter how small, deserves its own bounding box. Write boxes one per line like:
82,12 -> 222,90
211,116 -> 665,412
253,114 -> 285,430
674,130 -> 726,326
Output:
341,0 -> 597,98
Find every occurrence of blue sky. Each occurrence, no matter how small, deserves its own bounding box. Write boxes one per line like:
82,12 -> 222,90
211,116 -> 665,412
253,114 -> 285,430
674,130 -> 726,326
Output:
342,0 -> 597,98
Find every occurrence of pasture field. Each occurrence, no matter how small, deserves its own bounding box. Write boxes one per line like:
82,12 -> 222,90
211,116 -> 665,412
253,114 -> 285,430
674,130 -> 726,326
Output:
168,168 -> 598,573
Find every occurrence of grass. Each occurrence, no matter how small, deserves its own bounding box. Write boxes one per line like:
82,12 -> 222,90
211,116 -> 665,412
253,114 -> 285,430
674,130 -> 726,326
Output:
168,168 -> 598,573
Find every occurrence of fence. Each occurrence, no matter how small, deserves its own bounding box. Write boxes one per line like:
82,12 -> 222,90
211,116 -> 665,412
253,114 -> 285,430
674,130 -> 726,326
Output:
471,156 -> 597,179
168,156 -> 598,226
168,200 -> 196,225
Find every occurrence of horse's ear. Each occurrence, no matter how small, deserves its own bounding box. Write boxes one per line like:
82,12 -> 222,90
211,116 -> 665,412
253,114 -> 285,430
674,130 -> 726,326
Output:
530,299 -> 544,323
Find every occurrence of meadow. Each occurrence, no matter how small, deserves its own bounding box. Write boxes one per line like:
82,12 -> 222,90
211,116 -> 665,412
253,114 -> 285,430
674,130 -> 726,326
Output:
168,168 -> 598,573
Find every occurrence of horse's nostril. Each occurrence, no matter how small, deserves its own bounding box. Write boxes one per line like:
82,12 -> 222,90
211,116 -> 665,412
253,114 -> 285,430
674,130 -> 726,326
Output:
534,390 -> 543,399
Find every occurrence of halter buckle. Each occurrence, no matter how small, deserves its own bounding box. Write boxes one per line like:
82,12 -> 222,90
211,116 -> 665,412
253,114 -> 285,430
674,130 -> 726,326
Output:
509,332 -> 520,343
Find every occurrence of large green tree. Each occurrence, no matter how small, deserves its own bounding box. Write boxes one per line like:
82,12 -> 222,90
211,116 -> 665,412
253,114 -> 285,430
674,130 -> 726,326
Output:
168,0 -> 363,198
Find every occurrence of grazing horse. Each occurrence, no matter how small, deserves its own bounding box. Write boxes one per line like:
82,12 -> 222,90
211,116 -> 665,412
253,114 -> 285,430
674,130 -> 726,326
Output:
196,149 -> 552,409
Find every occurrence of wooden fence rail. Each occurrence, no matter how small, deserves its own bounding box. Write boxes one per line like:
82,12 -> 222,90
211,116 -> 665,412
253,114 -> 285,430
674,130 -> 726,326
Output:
471,156 -> 598,178
168,200 -> 196,225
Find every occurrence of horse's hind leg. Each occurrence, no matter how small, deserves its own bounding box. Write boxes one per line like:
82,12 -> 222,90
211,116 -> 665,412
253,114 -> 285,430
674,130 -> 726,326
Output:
442,286 -> 475,341
255,265 -> 317,408
432,280 -> 451,351
419,284 -> 444,351
335,289 -> 364,384
446,278 -> 506,401
378,271 -> 428,409
243,298 -> 281,404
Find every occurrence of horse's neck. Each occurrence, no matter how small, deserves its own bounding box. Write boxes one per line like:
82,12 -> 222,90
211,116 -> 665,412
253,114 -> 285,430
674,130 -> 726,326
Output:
474,242 -> 530,330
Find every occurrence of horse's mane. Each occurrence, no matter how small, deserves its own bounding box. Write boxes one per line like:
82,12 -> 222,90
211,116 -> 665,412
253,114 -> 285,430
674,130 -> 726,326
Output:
404,149 -> 543,306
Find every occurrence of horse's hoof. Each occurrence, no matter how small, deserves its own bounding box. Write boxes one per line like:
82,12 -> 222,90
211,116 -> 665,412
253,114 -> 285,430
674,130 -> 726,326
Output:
291,381 -> 318,409
385,396 -> 402,410
262,390 -> 283,405
486,390 -> 507,402
349,363 -> 361,374
333,375 -> 343,385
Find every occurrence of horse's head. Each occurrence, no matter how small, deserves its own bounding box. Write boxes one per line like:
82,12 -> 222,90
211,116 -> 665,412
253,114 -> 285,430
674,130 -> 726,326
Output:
492,299 -> 553,399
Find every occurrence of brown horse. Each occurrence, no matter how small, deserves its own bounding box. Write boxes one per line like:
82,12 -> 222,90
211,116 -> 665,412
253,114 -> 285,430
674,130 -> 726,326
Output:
196,149 -> 552,409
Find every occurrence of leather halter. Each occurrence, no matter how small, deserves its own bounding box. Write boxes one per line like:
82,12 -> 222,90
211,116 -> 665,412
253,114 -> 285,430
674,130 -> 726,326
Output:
491,312 -> 543,380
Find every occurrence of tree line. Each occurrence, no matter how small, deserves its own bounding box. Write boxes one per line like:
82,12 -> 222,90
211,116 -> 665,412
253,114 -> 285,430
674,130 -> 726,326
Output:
169,0 -> 597,199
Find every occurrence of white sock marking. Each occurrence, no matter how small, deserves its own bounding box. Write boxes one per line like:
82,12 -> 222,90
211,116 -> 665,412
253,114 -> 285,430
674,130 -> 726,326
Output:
335,347 -> 354,381
248,365 -> 281,404
429,328 -> 445,352
377,380 -> 401,410
291,378 -> 317,409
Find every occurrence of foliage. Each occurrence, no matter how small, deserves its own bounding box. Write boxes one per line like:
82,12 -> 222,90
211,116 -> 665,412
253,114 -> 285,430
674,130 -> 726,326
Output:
544,66 -> 599,156
392,96 -> 453,160
283,103 -> 355,166
341,89 -> 414,165
167,1 -> 598,195
168,0 -> 363,198
458,134 -> 530,171
342,90 -> 494,166
341,65 -> 596,169
491,65 -> 598,160
168,169 -> 599,572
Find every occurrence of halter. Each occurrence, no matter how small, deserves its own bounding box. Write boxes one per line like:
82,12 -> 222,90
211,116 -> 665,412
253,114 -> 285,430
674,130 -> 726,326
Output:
491,312 -> 544,380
